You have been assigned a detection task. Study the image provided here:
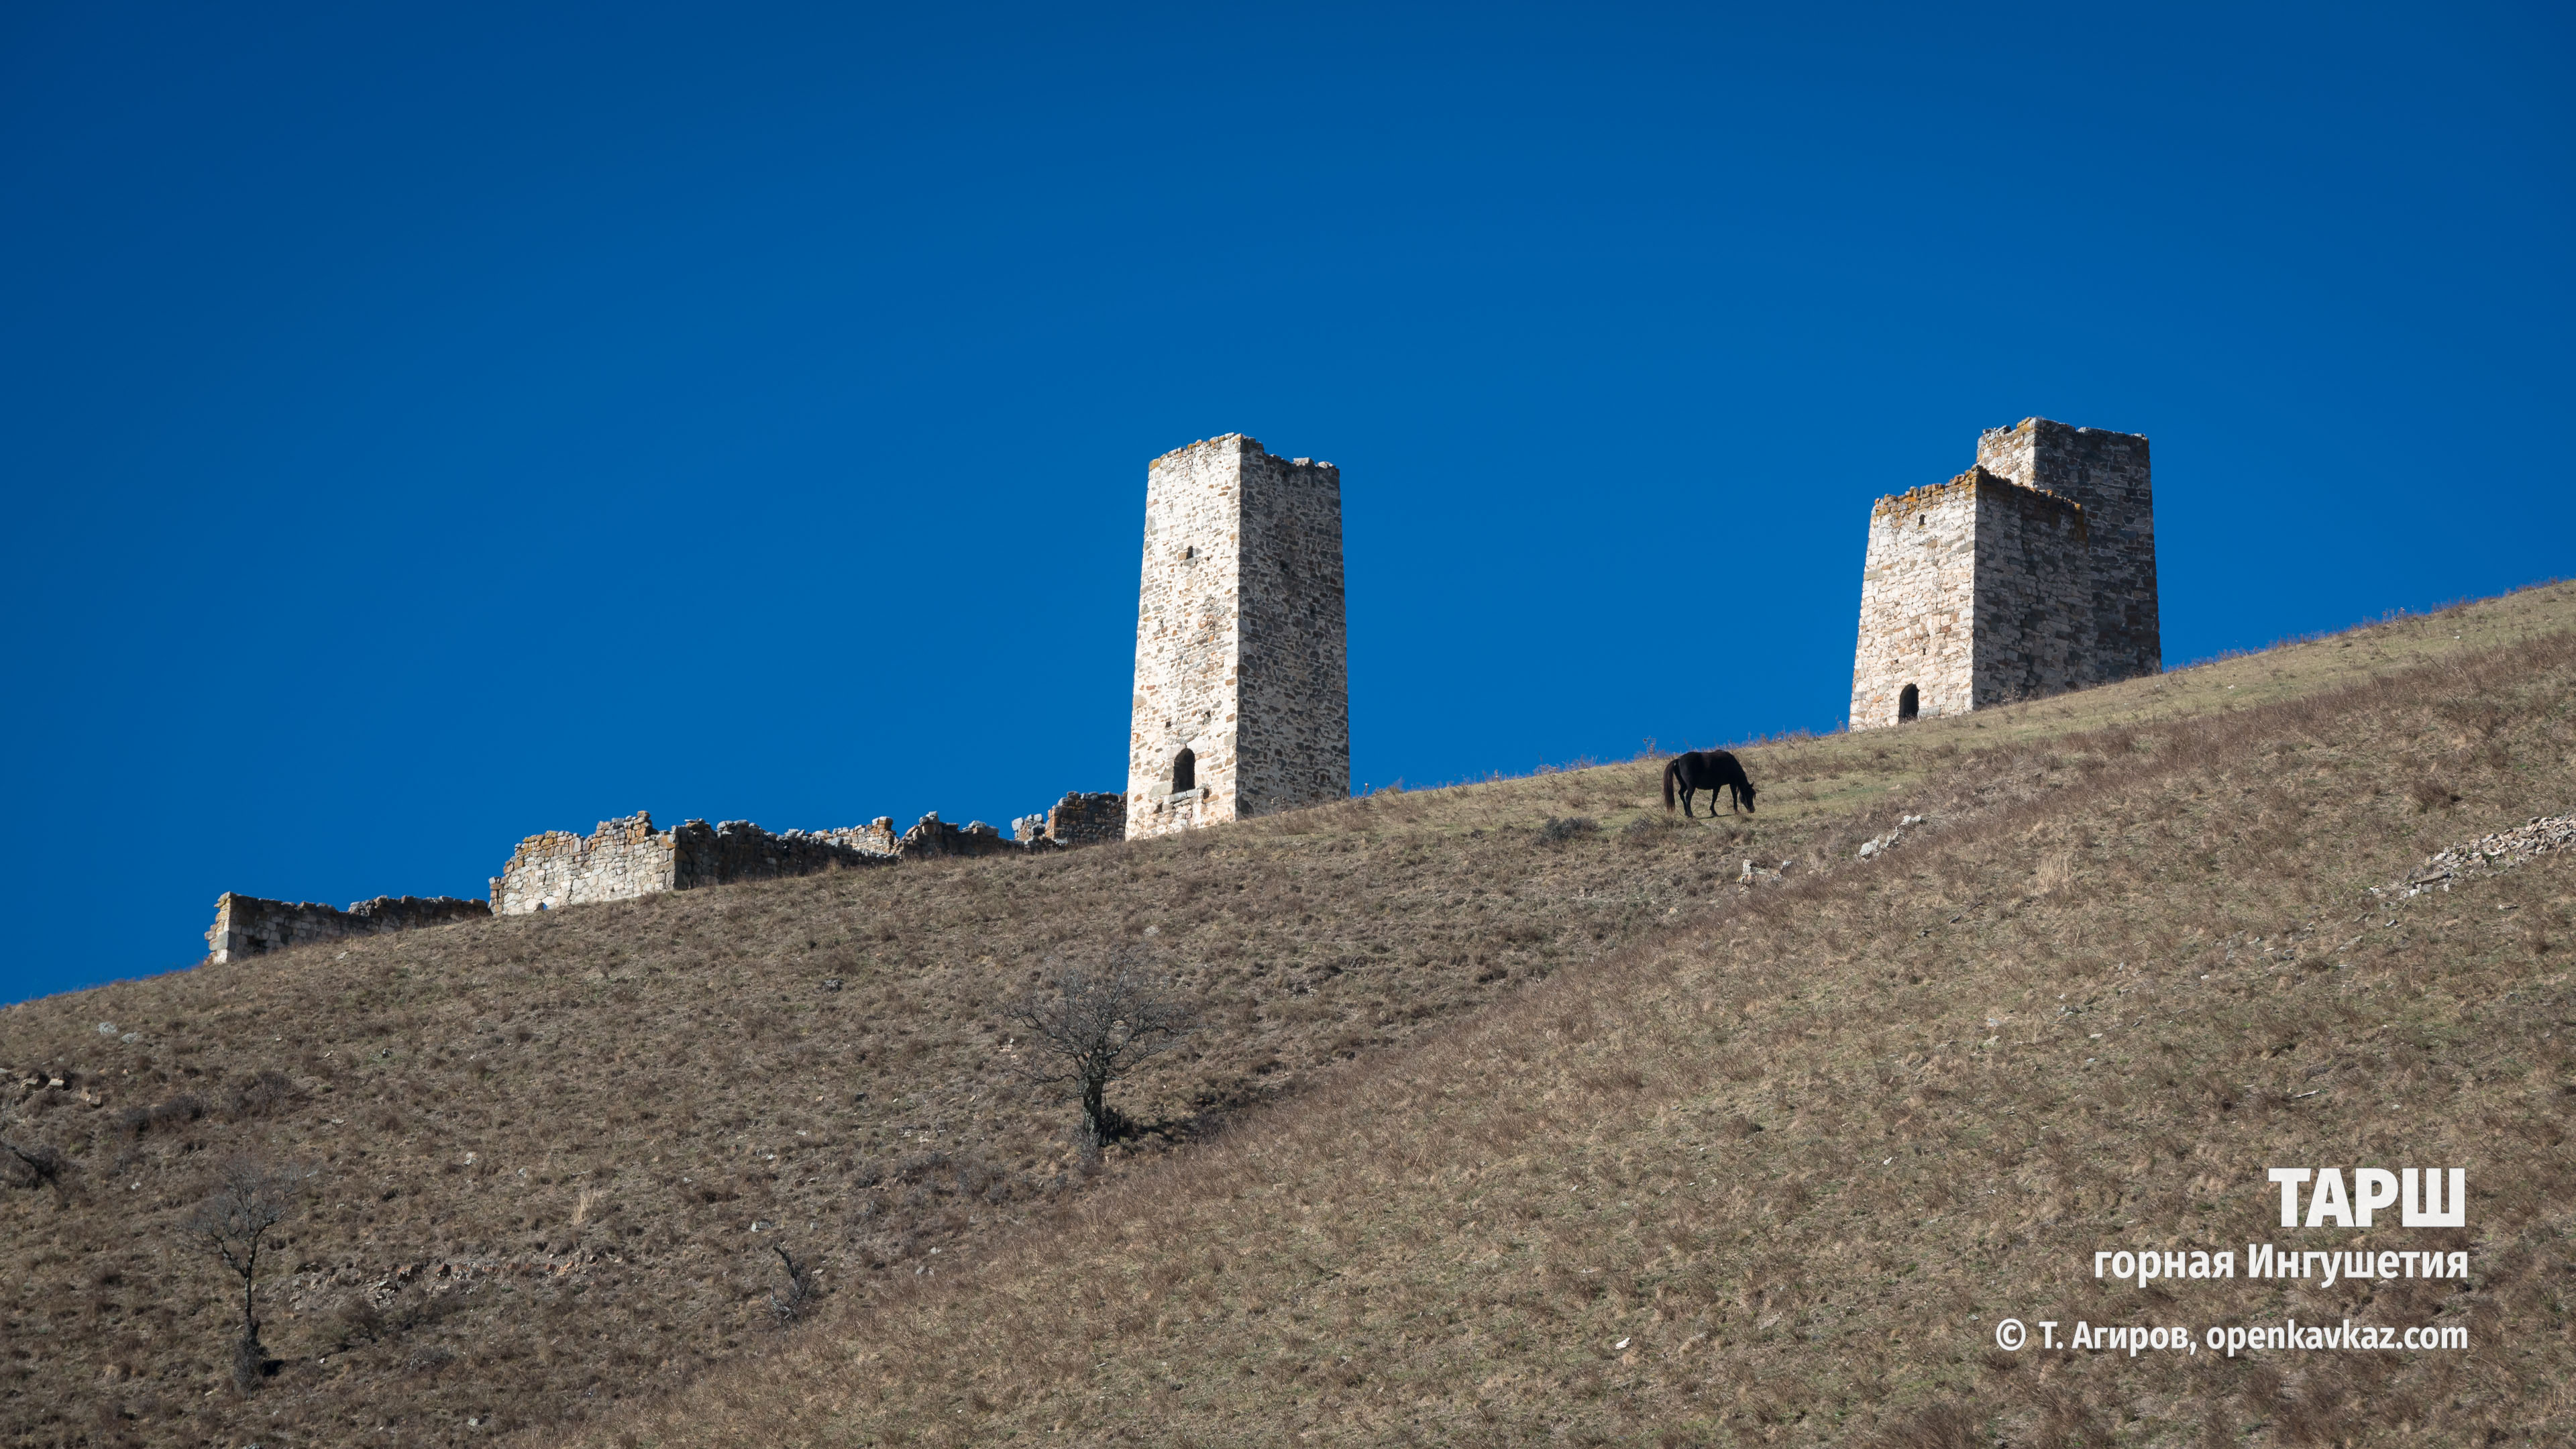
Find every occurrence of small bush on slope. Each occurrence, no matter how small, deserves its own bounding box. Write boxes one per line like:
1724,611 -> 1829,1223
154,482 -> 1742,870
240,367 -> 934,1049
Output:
588,625 -> 2576,1447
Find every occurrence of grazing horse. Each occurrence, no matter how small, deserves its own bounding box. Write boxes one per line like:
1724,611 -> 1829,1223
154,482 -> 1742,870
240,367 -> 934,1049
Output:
1664,749 -> 1757,817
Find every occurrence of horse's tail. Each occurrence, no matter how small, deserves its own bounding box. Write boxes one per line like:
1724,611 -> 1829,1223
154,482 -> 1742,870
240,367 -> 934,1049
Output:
1662,758 -> 1679,810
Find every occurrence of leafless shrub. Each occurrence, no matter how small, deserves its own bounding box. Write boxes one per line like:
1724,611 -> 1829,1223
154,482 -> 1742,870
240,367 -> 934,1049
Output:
767,1244 -> 820,1325
0,1102 -> 68,1195
1004,959 -> 1197,1160
1538,816 -> 1597,843
115,1091 -> 205,1138
178,1155 -> 306,1393
224,1070 -> 300,1121
330,1293 -> 388,1347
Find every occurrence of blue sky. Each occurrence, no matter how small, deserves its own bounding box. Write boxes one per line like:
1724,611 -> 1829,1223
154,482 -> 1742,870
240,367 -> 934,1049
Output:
3,2 -> 2569,1002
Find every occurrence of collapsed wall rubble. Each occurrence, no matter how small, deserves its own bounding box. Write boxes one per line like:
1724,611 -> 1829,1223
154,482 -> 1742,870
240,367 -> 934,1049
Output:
1014,791 -> 1130,849
491,812 -> 899,915
2377,813 -> 2576,900
206,792 -> 1133,959
891,812 -> 1016,860
205,893 -> 491,965
490,806 -> 1073,914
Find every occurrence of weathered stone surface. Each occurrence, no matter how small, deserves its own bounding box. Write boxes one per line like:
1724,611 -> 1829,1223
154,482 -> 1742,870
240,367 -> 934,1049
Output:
1977,419 -> 2159,684
484,803 -> 1106,915
678,818 -> 902,888
1126,435 -> 1349,840
893,812 -> 1015,860
1851,419 -> 2159,731
1851,471 -> 1984,725
1016,792 -> 1128,848
205,892 -> 490,964
490,812 -> 895,916
1042,790 -> 1128,847
490,813 -> 677,915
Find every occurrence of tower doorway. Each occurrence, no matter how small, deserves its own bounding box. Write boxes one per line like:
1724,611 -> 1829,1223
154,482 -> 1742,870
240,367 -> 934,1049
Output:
1172,747 -> 1196,793
1897,684 -> 1919,723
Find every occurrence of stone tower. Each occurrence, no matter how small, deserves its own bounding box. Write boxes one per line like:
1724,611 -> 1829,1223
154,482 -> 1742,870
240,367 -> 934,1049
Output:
1974,418 -> 2159,682
1126,435 -> 1350,839
1849,419 -> 2158,731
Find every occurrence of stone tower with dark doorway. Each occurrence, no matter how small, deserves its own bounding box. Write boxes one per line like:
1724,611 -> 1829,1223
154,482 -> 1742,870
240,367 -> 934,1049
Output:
1849,419 -> 2159,730
1125,434 -> 1350,839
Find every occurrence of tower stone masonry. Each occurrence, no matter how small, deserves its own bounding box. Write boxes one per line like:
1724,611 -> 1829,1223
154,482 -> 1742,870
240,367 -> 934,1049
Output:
1850,418 -> 2159,731
1126,434 -> 1350,839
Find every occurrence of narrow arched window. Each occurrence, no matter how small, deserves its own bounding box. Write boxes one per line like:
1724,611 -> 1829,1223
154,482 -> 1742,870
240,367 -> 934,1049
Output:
1172,748 -> 1196,793
1897,684 -> 1919,723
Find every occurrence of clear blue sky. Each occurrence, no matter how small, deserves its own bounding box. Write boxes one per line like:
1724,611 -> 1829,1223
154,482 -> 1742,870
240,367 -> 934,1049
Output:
3,3 -> 2569,1004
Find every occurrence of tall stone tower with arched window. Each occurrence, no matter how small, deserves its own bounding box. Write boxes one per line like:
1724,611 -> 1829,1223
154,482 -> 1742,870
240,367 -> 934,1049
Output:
1126,434 -> 1350,839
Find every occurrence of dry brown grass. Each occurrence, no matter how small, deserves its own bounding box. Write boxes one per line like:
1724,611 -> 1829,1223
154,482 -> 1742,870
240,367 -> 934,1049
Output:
566,584 -> 2576,1447
0,692 -> 1987,1444
4,580 -> 2571,1447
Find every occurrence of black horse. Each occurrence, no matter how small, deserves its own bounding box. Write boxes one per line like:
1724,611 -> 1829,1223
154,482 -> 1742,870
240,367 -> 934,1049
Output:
1664,749 -> 1757,817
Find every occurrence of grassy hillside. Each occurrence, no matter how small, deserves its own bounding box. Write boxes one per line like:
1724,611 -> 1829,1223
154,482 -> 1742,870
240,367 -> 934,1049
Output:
581,582 -> 2576,1448
0,642 -> 2065,1447
4,581 -> 2571,1447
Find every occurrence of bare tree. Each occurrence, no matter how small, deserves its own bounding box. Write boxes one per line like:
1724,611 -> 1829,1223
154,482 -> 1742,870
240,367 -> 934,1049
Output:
180,1155 -> 305,1392
1004,960 -> 1197,1161
0,1099 -> 68,1195
767,1242 -> 820,1325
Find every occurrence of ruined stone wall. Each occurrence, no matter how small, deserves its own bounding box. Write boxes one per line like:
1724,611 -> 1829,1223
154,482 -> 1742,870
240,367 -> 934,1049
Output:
892,812 -> 1014,859
490,813 -> 678,915
1850,472 -> 1982,729
206,892 -> 490,964
1970,474 -> 2093,704
1046,791 -> 1129,847
1126,434 -> 1347,841
1015,793 -> 1129,848
672,818 -> 900,888
1976,418 -> 2158,682
490,811 -> 896,915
